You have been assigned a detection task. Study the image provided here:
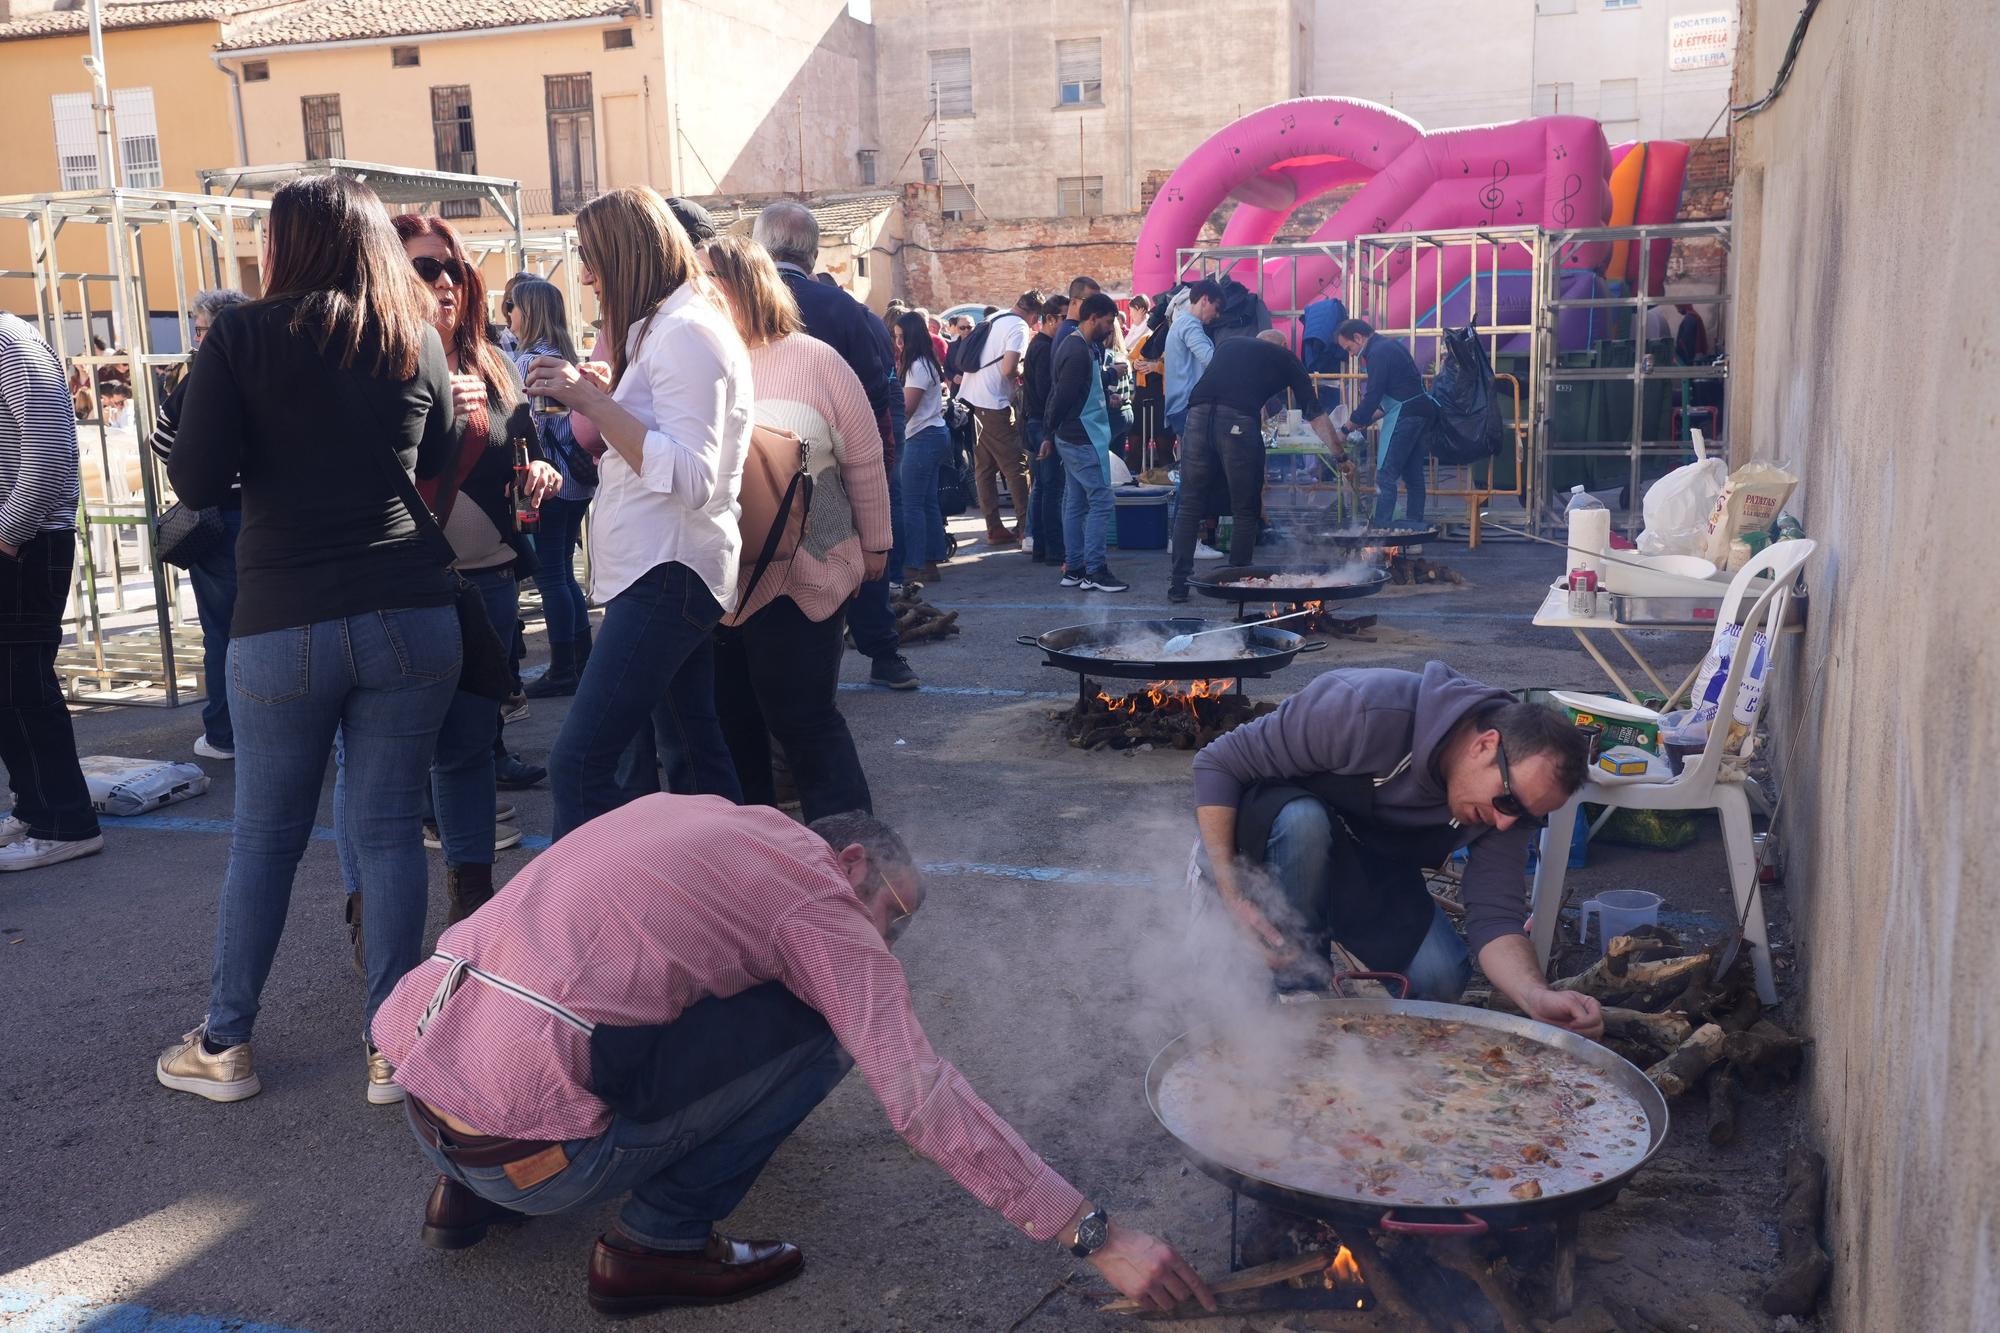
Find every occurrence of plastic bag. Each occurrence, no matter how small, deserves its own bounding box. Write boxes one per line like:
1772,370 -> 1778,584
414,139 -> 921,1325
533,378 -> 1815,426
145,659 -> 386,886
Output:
1425,326 -> 1504,465
1701,460 -> 1799,564
1637,457 -> 1728,557
1656,622 -> 1771,750
79,755 -> 209,816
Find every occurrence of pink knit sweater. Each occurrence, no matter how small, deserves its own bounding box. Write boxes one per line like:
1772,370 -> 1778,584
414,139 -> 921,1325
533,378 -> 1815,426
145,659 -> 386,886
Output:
725,332 -> 892,625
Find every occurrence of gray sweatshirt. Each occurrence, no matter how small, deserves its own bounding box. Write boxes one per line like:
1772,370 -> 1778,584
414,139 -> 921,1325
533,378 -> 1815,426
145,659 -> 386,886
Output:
1191,661 -> 1535,956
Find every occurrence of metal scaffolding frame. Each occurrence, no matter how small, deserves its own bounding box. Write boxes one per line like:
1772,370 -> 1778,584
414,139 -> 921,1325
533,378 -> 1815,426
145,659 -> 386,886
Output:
457,228 -> 592,337
0,187 -> 273,704
198,159 -> 526,267
1173,218 -> 1730,540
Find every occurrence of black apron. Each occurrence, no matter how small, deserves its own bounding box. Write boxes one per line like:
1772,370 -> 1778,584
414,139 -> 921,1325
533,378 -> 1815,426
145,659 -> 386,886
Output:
1235,770 -> 1464,973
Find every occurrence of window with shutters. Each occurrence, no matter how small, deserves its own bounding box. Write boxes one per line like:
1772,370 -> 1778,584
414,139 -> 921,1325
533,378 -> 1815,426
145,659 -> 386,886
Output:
603,27 -> 634,49
918,147 -> 939,184
544,74 -> 597,214
302,94 -> 345,159
856,148 -> 878,186
940,183 -> 976,221
51,93 -> 101,190
928,49 -> 972,119
1056,38 -> 1101,107
1597,78 -> 1638,121
242,60 -> 269,81
1056,175 -> 1104,217
112,88 -> 163,187
431,86 -> 479,217
1532,82 -> 1574,115
391,45 -> 420,67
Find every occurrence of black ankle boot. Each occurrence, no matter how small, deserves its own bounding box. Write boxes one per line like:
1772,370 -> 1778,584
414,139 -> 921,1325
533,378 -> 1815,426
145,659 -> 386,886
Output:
525,639 -> 577,698
445,862 -> 495,925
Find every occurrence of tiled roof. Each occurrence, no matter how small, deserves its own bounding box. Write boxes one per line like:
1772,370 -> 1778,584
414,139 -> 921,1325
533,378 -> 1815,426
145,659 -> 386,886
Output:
0,0 -> 260,43
699,193 -> 900,238
218,0 -> 633,51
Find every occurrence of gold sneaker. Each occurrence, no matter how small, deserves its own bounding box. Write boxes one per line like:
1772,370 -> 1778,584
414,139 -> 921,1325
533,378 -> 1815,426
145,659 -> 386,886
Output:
366,1041 -> 406,1106
156,1023 -> 261,1102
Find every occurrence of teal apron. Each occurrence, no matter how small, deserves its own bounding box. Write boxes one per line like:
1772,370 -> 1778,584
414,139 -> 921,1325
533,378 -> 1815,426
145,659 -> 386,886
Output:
1375,392 -> 1418,468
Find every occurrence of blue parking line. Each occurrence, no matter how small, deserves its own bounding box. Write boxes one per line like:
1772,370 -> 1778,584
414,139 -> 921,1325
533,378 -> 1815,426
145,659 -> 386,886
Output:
0,1288 -> 309,1333
101,814 -> 1162,890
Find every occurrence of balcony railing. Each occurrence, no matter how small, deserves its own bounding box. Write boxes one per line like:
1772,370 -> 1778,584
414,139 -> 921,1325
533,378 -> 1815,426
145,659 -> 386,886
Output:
524,186 -> 593,216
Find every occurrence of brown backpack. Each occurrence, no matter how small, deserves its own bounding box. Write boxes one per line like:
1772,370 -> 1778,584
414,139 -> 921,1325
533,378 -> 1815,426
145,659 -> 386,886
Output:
735,421 -> 813,607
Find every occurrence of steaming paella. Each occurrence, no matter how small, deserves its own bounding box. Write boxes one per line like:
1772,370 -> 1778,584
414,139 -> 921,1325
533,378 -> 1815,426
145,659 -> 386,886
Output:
1088,634 -> 1263,661
1155,1010 -> 1654,1207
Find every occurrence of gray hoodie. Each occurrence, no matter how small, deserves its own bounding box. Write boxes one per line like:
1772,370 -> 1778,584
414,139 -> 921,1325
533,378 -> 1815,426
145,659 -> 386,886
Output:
1191,661 -> 1534,956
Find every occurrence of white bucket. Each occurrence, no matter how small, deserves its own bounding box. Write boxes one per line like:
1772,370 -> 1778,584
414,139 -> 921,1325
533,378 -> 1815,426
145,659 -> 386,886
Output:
1579,889 -> 1663,953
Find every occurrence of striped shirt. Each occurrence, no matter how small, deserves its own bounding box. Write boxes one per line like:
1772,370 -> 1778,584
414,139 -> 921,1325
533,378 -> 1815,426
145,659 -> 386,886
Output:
371,795 -> 1086,1243
0,314 -> 82,545
728,332 -> 892,625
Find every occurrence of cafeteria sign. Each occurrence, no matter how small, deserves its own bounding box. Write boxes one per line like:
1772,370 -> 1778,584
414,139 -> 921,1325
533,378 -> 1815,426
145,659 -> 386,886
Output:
1668,11 -> 1735,71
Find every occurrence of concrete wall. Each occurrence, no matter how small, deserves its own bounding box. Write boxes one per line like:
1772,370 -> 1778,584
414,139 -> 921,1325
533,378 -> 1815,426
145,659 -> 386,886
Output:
0,21 -> 238,321
871,0 -> 1301,220
1531,0 -> 1737,141
1729,2 -> 1999,1329
1311,0 -> 1534,128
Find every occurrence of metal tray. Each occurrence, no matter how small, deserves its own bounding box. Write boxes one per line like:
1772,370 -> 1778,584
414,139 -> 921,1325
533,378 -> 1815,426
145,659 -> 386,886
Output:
1610,590 -> 1807,628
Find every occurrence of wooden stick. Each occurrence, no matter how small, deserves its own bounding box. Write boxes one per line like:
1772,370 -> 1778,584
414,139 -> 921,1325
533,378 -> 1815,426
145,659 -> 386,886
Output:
1338,1230 -> 1453,1333
1707,1066 -> 1740,1146
1428,1242 -> 1538,1333
1097,1250 -> 1331,1314
1763,1147 -> 1832,1316
1551,1213 -> 1580,1320
1644,1022 -> 1726,1097
1600,1006 -> 1694,1048
1552,939 -> 1717,1004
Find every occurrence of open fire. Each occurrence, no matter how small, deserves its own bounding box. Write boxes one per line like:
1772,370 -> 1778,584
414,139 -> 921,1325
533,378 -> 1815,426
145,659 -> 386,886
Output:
1365,543 -> 1463,585
1059,677 -> 1276,751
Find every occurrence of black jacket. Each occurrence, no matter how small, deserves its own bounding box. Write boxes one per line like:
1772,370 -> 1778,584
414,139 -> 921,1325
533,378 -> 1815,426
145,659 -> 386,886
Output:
1021,332 -> 1053,424
1349,334 -> 1426,426
1044,332 -> 1106,447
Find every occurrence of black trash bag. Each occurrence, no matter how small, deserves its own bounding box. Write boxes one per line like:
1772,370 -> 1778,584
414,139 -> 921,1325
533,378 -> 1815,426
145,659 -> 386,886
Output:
1425,325 -> 1504,465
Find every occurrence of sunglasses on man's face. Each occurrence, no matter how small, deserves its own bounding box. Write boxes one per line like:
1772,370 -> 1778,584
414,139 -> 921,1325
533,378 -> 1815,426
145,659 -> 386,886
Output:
1491,737 -> 1548,829
877,867 -> 916,944
410,255 -> 467,285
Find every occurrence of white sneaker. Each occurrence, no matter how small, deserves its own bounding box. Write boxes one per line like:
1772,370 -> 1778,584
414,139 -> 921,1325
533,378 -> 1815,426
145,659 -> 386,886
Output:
193,736 -> 234,760
0,834 -> 103,872
1193,541 -> 1227,561
0,815 -> 27,847
365,1041 -> 405,1106
424,822 -> 521,851
1021,534 -> 1035,555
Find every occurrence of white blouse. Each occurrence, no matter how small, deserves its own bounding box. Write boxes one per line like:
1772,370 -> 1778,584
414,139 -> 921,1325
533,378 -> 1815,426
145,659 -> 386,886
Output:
585,282 -> 754,612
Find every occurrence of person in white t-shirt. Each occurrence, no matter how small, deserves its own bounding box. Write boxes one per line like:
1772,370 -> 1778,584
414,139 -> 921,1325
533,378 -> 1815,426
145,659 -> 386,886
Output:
955,292 -> 1038,546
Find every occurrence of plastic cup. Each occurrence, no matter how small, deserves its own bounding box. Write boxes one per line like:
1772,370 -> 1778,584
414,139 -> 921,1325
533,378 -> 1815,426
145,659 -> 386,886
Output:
1579,889 -> 1663,953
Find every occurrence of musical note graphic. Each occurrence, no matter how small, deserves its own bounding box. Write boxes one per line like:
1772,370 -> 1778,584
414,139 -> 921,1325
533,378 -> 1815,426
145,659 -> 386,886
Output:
1461,159 -> 1471,175
1479,160 -> 1511,216
1164,186 -> 1185,203
1515,200 -> 1525,219
1333,114 -> 1344,126
1279,113 -> 1296,135
1554,173 -> 1582,227
1552,144 -> 1570,162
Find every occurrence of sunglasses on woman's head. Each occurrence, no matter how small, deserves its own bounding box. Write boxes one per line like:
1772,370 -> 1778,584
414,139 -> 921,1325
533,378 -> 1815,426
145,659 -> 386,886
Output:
410,255 -> 467,285
1492,737 -> 1547,828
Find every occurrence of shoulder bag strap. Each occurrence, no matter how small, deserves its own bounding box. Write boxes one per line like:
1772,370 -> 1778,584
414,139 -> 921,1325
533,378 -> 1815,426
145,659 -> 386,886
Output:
738,433 -> 813,612
359,386 -> 467,574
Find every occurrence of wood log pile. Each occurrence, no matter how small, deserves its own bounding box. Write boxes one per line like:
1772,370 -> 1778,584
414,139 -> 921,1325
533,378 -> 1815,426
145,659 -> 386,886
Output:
1056,681 -> 1276,751
891,584 -> 959,644
1385,553 -> 1465,585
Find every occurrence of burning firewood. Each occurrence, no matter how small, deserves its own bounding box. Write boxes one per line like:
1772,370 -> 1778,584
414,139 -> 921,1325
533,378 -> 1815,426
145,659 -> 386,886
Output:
1058,679 -> 1275,751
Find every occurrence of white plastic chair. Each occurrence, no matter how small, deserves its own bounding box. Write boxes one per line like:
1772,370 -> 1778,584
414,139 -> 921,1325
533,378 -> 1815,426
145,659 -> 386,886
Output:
1529,539 -> 1816,1005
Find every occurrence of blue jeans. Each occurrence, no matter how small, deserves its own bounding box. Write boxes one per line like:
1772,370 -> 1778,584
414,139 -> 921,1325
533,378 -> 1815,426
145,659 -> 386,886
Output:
550,562 -> 740,841
187,507 -> 241,749
1054,437 -> 1113,576
1263,796 -> 1471,1001
207,606 -> 460,1044
414,1025 -> 850,1249
533,496 -> 590,647
428,568 -> 515,865
898,424 -> 952,573
885,383 -> 908,578
1025,421 -> 1066,565
1372,412 -> 1429,527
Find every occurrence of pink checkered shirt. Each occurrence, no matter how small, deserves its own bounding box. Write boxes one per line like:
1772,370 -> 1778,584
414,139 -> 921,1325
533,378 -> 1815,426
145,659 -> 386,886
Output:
372,795 -> 1086,1242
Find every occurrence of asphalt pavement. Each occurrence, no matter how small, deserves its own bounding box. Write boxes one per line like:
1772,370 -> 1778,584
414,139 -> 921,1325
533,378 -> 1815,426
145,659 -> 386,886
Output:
0,521 -> 1739,1332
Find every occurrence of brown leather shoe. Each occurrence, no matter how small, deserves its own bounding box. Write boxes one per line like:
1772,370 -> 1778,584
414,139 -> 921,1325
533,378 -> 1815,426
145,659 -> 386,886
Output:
587,1232 -> 804,1314
421,1175 -> 527,1250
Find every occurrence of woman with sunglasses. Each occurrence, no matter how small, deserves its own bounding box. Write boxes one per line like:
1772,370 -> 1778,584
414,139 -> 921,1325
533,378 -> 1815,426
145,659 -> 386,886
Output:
507,278 -> 596,699
698,235 -> 888,819
524,186 -> 752,839
155,175 -> 462,1106
378,216 -> 560,941
1185,662 -> 1604,1037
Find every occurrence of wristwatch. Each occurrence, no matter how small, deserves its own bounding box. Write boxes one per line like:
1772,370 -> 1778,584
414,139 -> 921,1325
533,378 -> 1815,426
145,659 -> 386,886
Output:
1067,1207 -> 1110,1258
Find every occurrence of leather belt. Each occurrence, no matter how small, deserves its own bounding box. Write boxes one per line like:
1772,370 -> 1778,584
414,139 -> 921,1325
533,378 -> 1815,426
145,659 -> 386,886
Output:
407,1097 -> 563,1169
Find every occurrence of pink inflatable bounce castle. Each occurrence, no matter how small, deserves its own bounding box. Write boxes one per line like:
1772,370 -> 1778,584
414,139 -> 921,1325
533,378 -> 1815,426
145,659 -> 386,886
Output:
1132,97 -> 1691,350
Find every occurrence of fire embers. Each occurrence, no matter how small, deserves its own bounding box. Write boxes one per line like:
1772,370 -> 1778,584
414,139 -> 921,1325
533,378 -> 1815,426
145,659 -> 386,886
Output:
1059,678 -> 1276,751
1366,544 -> 1464,585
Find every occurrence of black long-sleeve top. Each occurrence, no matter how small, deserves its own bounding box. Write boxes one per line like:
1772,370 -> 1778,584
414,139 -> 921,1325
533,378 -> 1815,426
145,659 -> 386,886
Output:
1349,334 -> 1426,426
169,297 -> 459,637
1043,332 -> 1105,447
1020,331 -> 1053,425
1187,338 -> 1327,421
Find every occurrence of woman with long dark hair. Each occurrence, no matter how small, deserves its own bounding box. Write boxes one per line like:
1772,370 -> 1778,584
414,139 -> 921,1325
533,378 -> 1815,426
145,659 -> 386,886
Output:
156,175 -> 461,1105
361,215 -> 557,931
893,310 -> 950,583
524,187 -> 752,839
701,235 -> 888,818
508,278 -> 595,699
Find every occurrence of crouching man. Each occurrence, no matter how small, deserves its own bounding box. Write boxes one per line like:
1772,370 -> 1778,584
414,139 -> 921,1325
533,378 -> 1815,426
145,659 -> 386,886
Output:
372,795 -> 1214,1317
1190,662 -> 1603,1037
